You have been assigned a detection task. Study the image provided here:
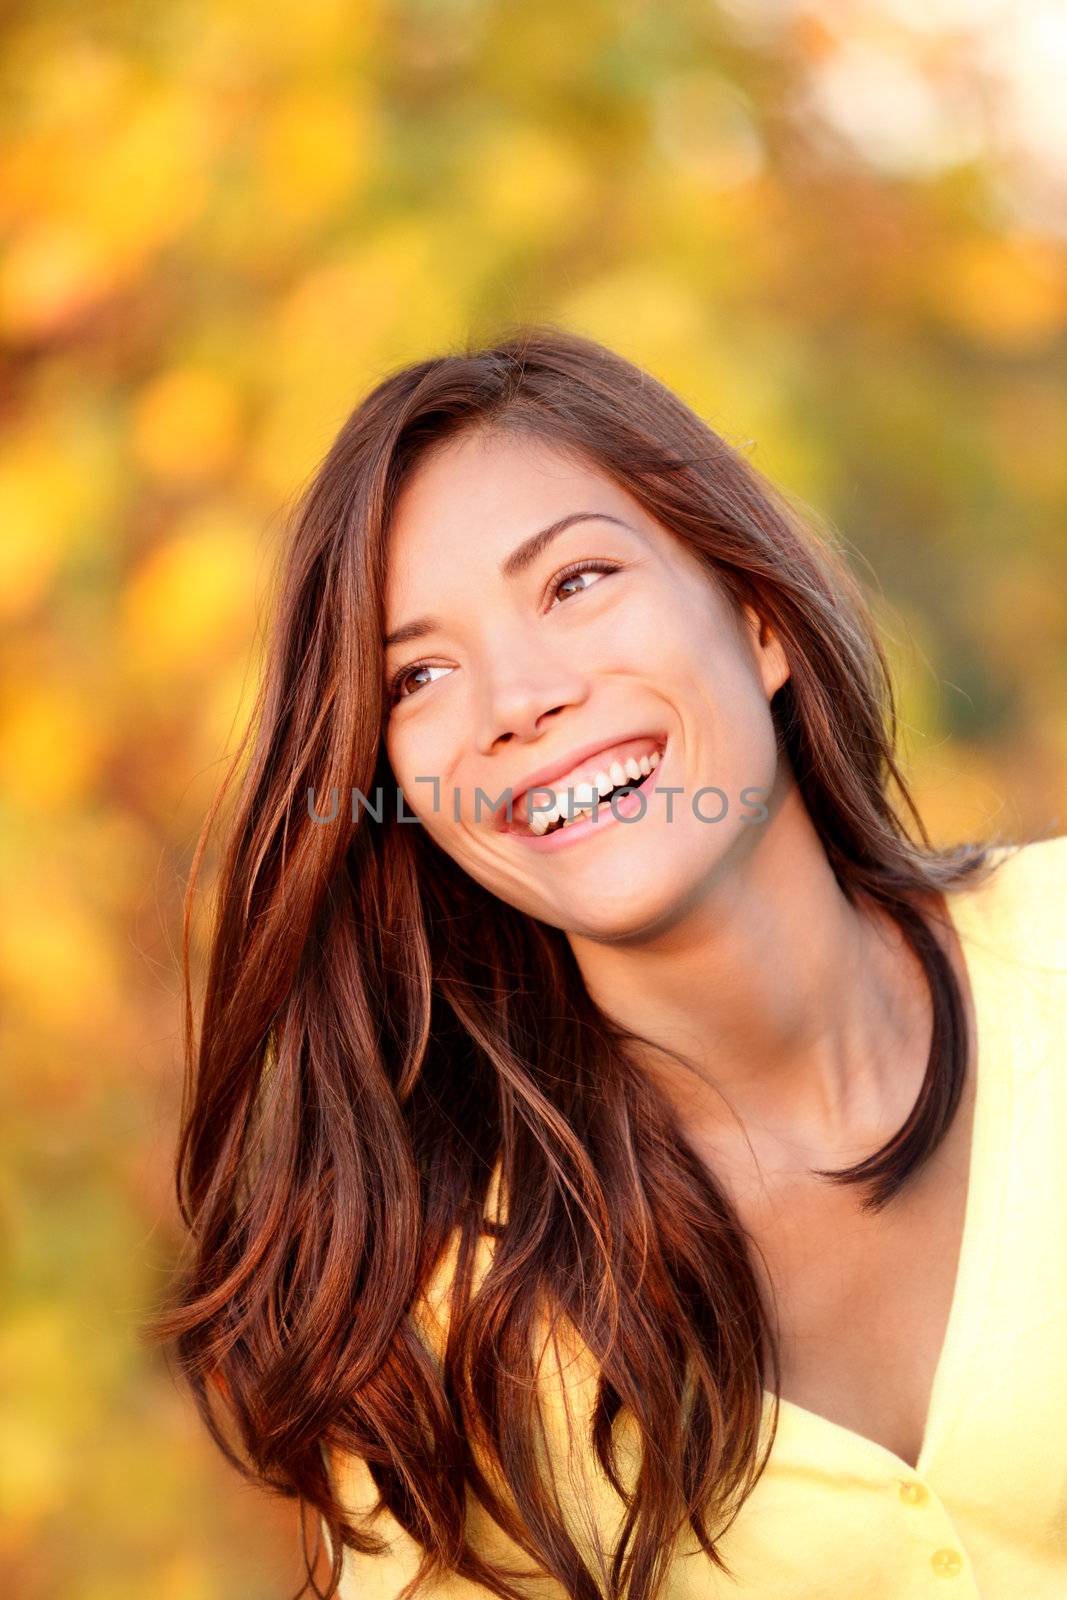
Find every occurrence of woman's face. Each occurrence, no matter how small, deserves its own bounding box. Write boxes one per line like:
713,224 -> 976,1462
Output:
382,427 -> 790,942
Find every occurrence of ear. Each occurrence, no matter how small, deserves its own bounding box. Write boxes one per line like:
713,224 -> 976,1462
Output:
741,604 -> 791,700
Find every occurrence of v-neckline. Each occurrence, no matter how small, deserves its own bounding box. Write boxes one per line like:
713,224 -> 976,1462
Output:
760,876 -> 998,1478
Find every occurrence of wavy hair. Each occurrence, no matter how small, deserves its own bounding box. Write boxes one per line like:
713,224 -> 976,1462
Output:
150,325 -> 1011,1600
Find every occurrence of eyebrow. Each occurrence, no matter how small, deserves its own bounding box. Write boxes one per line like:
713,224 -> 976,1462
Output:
383,511 -> 635,650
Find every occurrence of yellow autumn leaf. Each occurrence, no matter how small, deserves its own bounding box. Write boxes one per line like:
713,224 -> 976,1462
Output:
463,124 -> 592,244
930,234 -> 1067,350
257,87 -> 376,225
120,507 -> 264,677
0,681 -> 104,814
130,366 -> 243,484
0,876 -> 120,1036
0,219 -> 122,340
74,84 -> 215,267
0,1414 -> 66,1526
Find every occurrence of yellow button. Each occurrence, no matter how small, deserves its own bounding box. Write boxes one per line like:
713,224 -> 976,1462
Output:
899,1480 -> 928,1506
931,1548 -> 963,1578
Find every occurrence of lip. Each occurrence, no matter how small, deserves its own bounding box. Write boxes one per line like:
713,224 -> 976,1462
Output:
494,728 -> 670,834
507,737 -> 670,852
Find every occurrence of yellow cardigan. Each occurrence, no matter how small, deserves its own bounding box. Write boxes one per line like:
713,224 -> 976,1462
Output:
326,834 -> 1067,1598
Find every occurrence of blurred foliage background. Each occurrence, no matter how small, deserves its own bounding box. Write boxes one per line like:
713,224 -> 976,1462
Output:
1,0 -> 1064,1594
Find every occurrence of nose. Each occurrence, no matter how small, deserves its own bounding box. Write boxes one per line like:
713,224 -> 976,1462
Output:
474,633 -> 589,754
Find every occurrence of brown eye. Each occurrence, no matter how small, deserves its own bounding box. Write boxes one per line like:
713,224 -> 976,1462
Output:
549,560 -> 620,606
389,662 -> 451,703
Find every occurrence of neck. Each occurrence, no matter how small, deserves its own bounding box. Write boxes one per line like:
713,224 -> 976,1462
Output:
568,785 -> 932,1167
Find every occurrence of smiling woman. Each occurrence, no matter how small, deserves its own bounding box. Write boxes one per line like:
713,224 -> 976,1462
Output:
381,424 -> 790,931
151,326 -> 1067,1600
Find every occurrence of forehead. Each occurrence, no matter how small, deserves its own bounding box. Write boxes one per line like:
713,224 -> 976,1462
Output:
385,428 -> 634,571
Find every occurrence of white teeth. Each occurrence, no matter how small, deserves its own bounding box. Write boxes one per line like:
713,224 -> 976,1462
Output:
522,743 -> 665,837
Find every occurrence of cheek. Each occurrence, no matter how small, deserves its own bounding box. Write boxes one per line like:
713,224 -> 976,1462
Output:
386,714 -> 472,835
385,725 -> 441,823
620,573 -> 723,669
383,727 -> 408,792
704,668 -> 780,797
653,604 -> 776,774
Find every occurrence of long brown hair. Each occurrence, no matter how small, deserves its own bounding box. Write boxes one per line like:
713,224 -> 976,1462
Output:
150,324 -> 1012,1600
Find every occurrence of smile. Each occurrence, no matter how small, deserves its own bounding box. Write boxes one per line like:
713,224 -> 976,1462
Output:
503,733 -> 668,846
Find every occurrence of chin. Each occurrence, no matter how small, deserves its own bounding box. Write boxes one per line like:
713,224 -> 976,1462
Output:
554,852 -> 706,942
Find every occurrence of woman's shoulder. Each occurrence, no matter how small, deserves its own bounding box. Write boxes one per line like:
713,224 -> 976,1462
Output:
949,835 -> 1067,1096
952,833 -> 1067,960
993,831 -> 1067,898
